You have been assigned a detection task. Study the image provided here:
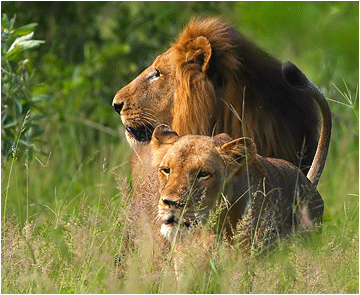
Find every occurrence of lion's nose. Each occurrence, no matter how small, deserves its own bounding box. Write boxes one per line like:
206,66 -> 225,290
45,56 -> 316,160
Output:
162,198 -> 184,208
113,102 -> 124,114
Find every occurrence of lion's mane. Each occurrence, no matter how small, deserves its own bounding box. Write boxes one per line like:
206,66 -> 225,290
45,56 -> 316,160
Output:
170,18 -> 319,170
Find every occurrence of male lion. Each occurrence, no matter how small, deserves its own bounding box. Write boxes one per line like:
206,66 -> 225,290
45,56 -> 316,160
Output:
152,62 -> 331,249
113,17 -> 320,173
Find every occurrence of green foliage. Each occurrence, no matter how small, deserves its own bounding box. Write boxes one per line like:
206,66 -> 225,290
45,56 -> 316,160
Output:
1,14 -> 47,161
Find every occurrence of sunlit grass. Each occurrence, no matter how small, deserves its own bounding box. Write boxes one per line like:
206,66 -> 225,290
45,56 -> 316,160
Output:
2,100 -> 358,293
1,82 -> 358,293
3,110 -> 31,249
1,198 -> 358,293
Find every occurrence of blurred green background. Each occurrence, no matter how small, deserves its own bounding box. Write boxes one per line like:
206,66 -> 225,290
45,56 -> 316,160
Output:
2,1 -> 358,162
1,2 -> 358,293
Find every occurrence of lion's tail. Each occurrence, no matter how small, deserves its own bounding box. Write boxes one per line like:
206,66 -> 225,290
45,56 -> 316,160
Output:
282,61 -> 332,188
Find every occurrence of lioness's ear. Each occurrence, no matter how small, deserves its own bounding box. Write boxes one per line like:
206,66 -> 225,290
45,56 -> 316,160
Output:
220,137 -> 257,175
152,124 -> 179,146
151,124 -> 179,166
213,133 -> 233,146
182,36 -> 212,75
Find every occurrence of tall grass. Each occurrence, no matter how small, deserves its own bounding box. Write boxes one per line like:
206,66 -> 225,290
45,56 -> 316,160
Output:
1,83 -> 358,293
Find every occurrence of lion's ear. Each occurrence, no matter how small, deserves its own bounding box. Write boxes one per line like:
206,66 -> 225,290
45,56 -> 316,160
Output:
151,124 -> 179,166
220,137 -> 257,175
183,36 -> 212,75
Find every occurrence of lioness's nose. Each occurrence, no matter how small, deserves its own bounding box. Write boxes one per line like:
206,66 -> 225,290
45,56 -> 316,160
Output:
113,102 -> 124,114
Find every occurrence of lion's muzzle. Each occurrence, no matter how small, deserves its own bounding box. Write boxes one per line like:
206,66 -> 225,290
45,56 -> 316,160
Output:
112,100 -> 155,143
125,125 -> 154,142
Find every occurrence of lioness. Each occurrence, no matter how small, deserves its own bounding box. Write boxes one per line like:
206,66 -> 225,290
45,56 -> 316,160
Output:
152,63 -> 331,249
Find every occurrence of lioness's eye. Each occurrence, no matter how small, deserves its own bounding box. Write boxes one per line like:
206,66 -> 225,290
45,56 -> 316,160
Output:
197,171 -> 210,180
160,167 -> 170,175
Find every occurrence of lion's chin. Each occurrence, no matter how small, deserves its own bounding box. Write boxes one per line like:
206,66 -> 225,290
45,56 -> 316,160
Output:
125,131 -> 146,148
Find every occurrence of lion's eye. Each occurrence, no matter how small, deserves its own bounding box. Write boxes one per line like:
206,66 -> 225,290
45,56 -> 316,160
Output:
149,69 -> 161,80
197,171 -> 210,180
155,69 -> 161,77
160,167 -> 170,176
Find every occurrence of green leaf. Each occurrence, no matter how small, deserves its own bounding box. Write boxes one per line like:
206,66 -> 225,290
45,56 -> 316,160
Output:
4,42 -> 19,60
1,13 -> 9,29
8,15 -> 16,32
6,32 -> 34,56
12,23 -> 38,37
16,59 -> 30,74
31,94 -> 50,102
2,139 -> 14,156
16,40 -> 45,50
1,14 -> 15,32
6,32 -> 44,57
2,121 -> 17,129
5,39 -> 45,60
14,98 -> 22,116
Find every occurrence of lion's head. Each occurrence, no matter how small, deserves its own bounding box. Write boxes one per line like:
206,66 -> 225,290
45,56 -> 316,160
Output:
112,19 -> 225,148
113,17 -> 321,171
112,50 -> 176,147
151,124 -> 257,243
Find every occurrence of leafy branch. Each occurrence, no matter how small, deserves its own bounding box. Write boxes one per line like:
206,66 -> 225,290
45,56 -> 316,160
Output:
1,14 -> 47,163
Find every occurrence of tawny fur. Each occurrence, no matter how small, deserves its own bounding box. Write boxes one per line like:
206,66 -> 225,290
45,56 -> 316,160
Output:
112,17 -> 330,252
113,17 -> 320,172
151,62 -> 331,249
152,125 -> 325,249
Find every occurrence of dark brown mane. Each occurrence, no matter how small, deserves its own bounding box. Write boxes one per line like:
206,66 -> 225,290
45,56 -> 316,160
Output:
171,17 -> 320,171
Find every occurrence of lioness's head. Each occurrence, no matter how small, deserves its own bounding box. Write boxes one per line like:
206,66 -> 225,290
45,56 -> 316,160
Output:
151,125 -> 256,243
